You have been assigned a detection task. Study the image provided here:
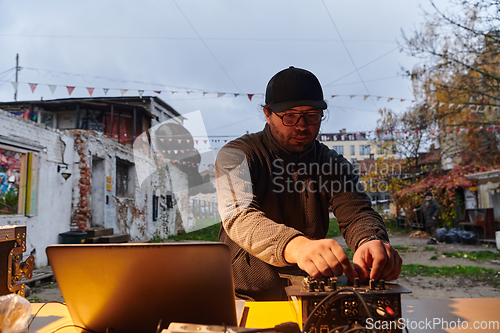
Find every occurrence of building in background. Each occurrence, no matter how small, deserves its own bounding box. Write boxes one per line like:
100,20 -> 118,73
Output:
318,129 -> 394,164
0,97 -> 203,267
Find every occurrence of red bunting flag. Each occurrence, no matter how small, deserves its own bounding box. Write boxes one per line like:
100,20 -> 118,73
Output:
67,86 -> 75,96
29,83 -> 37,93
154,91 -> 161,94
87,87 -> 94,98
247,94 -> 254,101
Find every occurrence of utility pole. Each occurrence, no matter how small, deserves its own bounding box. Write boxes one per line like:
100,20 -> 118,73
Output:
14,54 -> 19,101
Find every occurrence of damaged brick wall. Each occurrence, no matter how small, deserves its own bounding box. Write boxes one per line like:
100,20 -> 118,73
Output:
72,131 -> 92,231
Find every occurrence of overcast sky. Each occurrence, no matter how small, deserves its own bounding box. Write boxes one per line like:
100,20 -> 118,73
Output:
0,0 -> 451,142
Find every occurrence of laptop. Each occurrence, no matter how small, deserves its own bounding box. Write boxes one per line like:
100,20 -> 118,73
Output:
46,242 -> 238,333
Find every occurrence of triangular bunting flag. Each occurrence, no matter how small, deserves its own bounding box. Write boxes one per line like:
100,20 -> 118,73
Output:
29,83 -> 38,93
48,85 -> 57,94
87,87 -> 94,98
203,92 -> 208,96
377,96 -> 382,101
400,99 -> 405,102
449,103 -> 454,108
387,98 -> 393,102
234,93 -> 239,97
186,139 -> 190,143
67,86 -> 75,96
171,91 -> 177,95
247,94 -> 254,101
103,88 -> 109,95
11,82 -> 18,90
195,140 -> 199,145
177,139 -> 182,144
350,95 -> 355,99
138,90 -> 144,98
363,95 -> 369,100
203,140 -> 208,144
218,93 -> 225,97
154,91 -> 161,94
331,95 -> 337,98
120,89 -> 128,97
174,150 -> 178,154
439,102 -> 445,107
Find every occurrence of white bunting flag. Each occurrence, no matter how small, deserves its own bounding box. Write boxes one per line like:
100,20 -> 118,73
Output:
11,82 -> 18,90
48,85 -> 57,94
120,89 -> 128,97
138,90 -> 144,98
103,88 -> 109,95
218,93 -> 225,97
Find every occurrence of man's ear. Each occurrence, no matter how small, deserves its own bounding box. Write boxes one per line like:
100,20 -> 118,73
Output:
263,107 -> 272,125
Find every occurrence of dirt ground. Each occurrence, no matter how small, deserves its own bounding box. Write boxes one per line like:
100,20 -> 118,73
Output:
26,234 -> 500,303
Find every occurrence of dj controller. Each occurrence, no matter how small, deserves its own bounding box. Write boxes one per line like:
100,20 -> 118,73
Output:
282,274 -> 412,333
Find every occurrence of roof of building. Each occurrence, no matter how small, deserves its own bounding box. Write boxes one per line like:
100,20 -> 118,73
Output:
0,96 -> 181,118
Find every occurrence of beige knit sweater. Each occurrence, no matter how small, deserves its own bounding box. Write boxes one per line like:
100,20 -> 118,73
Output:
215,124 -> 388,301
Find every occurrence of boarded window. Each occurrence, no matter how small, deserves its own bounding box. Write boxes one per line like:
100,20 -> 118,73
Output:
0,148 -> 38,215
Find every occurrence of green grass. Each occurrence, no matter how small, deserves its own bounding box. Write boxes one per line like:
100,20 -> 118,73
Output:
343,248 -> 354,260
429,255 -> 438,260
326,218 -> 342,238
424,246 -> 438,252
442,251 -> 500,261
392,245 -> 418,252
28,295 -> 39,303
165,223 -> 220,242
401,264 -> 499,277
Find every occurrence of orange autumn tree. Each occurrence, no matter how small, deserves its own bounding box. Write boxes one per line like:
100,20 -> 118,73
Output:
378,1 -> 500,225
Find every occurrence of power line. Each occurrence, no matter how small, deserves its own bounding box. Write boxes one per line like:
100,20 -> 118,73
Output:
323,48 -> 399,87
172,0 -> 241,92
321,0 -> 377,109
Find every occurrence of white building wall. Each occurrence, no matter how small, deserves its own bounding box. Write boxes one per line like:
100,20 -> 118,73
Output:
0,110 -> 74,267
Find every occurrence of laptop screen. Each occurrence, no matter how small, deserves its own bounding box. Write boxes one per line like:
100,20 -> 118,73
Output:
46,242 -> 238,333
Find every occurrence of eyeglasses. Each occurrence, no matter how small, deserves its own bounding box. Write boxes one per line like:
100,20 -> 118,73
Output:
272,110 -> 324,127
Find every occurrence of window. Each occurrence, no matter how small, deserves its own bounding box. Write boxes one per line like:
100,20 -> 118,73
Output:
39,111 -> 57,128
350,145 -> 355,155
360,145 -> 371,155
332,145 -> 344,155
116,160 -> 135,197
0,147 -> 38,215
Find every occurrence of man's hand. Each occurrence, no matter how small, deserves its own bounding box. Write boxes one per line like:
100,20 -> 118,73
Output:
353,239 -> 402,282
284,236 -> 356,281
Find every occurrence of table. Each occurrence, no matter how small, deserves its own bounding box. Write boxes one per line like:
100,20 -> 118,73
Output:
29,298 -> 500,333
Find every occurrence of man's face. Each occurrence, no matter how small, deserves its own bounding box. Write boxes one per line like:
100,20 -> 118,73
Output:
264,106 -> 322,153
426,195 -> 432,201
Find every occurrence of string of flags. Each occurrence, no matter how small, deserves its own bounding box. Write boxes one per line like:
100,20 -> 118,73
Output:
9,80 -> 500,113
9,80 -> 420,103
322,125 -> 500,142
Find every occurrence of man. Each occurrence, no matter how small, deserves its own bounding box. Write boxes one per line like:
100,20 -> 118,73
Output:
414,192 -> 441,245
215,67 -> 402,301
